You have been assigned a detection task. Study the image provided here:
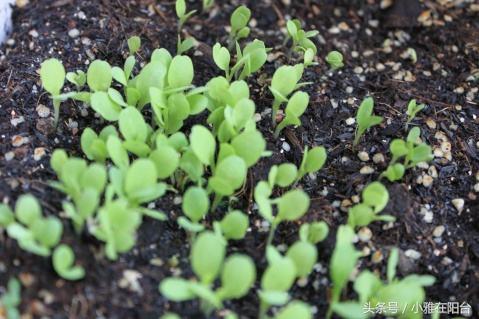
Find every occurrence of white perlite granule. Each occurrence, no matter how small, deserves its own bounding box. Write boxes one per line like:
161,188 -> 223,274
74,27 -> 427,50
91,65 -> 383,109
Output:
0,0 -> 15,44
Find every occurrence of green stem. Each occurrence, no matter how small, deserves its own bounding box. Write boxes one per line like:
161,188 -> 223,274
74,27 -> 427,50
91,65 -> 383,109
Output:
271,101 -> 280,127
53,100 -> 60,127
266,222 -> 277,247
211,194 -> 222,211
258,300 -> 269,319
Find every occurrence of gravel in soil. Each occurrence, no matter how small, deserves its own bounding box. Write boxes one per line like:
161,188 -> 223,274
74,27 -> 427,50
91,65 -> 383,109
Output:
0,0 -> 478,318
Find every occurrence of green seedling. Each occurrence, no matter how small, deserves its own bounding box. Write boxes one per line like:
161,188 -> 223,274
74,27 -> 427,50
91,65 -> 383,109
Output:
52,244 -> 85,280
178,186 -> 210,234
405,99 -> 425,129
274,91 -> 309,137
217,210 -> 249,240
175,0 -> 196,54
127,36 -> 141,55
325,50 -> 344,69
348,181 -> 395,228
333,248 -> 435,319
228,5 -> 251,49
276,301 -> 312,319
285,19 -> 318,56
286,240 -> 317,279
66,70 -> 86,90
160,232 -> 256,316
299,221 -> 329,244
119,106 -> 152,157
258,246 -> 299,318
81,125 -> 118,163
327,225 -> 362,319
269,64 -> 306,126
303,48 -> 317,68
381,127 -> 433,182
50,150 -> 107,232
202,0 -> 214,10
175,0 -> 196,31
208,155 -> 247,209
354,97 -> 383,146
0,278 -> 21,319
0,195 -> 63,257
297,146 -> 327,182
91,199 -> 142,260
40,58 -> 66,125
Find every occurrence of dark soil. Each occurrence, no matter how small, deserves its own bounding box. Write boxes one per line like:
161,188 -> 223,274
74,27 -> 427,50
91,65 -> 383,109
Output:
1,0 -> 478,318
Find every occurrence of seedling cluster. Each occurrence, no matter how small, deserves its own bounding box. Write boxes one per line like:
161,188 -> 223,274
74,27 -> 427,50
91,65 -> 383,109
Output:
1,1 -> 438,318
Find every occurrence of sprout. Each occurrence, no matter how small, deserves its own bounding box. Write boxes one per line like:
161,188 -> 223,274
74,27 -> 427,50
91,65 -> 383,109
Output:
228,5 -> 251,48
405,99 -> 425,129
285,19 -> 318,57
325,50 -> 344,69
39,58 -> 66,125
0,278 -> 21,319
52,244 -> 85,281
354,97 -> 383,146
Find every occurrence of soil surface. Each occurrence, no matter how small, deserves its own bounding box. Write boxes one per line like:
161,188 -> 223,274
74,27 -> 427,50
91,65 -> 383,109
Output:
1,0 -> 478,318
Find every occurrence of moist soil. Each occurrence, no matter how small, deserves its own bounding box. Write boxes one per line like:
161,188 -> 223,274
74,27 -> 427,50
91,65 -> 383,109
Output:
0,0 -> 478,318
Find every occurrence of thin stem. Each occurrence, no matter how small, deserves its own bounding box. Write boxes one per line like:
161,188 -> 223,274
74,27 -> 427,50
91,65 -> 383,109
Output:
211,193 -> 222,211
266,222 -> 277,247
258,301 -> 269,319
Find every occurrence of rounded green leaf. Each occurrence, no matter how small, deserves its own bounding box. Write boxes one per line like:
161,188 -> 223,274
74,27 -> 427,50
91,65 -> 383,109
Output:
182,187 -> 210,223
191,232 -> 226,284
106,135 -> 129,169
230,5 -> 251,33
127,36 -> 141,55
271,66 -> 298,100
213,43 -> 230,71
275,163 -> 298,187
124,159 -> 158,196
348,203 -> 375,228
90,92 -> 121,121
40,58 -> 65,95
160,278 -> 195,301
261,257 -> 296,292
277,301 -> 312,319
286,91 -> 309,117
81,163 -> 107,193
168,55 -> 194,88
15,194 -> 42,226
299,222 -> 329,244
383,163 -> 405,182
304,146 -> 327,174
190,125 -> 216,166
286,241 -> 317,278
209,156 -> 247,196
119,107 -> 148,142
0,204 -> 15,227
219,254 -> 256,299
231,130 -> 265,167
325,51 -> 344,69
53,244 -> 85,281
32,216 -> 63,248
87,60 -> 112,92
220,210 -> 249,240
362,182 -> 389,213
149,146 -> 179,179
277,189 -> 310,222
50,149 -> 68,174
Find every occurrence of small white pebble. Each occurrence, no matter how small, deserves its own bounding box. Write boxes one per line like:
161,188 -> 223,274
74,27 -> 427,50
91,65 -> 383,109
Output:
404,249 -> 421,260
11,135 -> 29,147
36,104 -> 50,118
372,153 -> 385,164
433,225 -> 445,238
360,166 -> 374,174
357,227 -> 372,242
451,198 -> 464,213
68,28 -> 80,38
33,147 -> 46,161
5,151 -> 15,161
282,142 -> 291,152
345,117 -> 355,125
358,151 -> 369,162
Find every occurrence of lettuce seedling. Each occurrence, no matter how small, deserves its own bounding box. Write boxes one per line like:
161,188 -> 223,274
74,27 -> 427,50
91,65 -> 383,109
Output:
258,246 -> 297,317
276,301 -> 312,319
52,244 -> 85,281
334,248 -> 435,319
218,210 -> 249,240
91,199 -> 142,260
208,155 -> 247,209
354,97 -> 383,146
274,91 -> 309,137
285,19 -> 318,56
202,0 -> 214,10
327,225 -> 362,319
405,99 -> 425,129
286,240 -> 317,279
348,181 -> 395,228
228,5 -> 251,48
325,50 -> 344,69
297,146 -> 327,182
87,59 -> 113,92
178,186 -> 210,234
175,0 -> 196,54
66,70 -> 86,90
160,232 -> 256,316
381,127 -> 433,182
0,278 -> 21,319
254,179 -> 310,246
299,221 -> 329,244
0,194 -> 63,257
40,58 -> 66,125
127,36 -> 141,55
269,64 -> 305,125
81,125 -> 118,163
50,150 -> 107,232
119,106 -> 152,157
